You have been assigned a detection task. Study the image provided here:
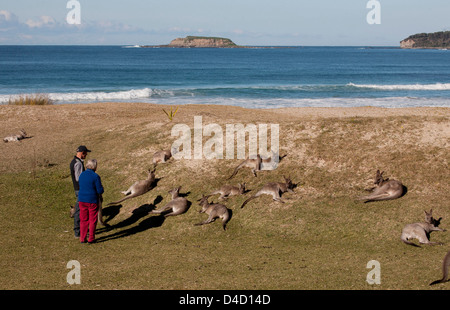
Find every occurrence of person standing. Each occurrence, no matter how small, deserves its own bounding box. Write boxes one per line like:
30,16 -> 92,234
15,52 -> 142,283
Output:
70,145 -> 91,238
78,159 -> 104,244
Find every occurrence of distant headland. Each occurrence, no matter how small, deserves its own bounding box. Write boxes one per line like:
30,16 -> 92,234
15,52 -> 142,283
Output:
140,36 -> 292,49
400,31 -> 450,49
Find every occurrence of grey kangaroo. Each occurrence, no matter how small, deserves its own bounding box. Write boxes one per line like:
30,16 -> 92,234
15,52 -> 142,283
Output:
240,176 -> 294,208
401,209 -> 446,247
151,186 -> 189,217
152,149 -> 172,167
195,195 -> 230,230
430,250 -> 450,285
207,183 -> 246,200
3,129 -> 27,142
227,154 -> 262,180
107,168 -> 156,205
359,170 -> 404,202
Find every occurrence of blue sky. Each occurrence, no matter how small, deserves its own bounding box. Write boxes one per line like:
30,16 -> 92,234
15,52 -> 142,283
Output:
1,0 -> 449,45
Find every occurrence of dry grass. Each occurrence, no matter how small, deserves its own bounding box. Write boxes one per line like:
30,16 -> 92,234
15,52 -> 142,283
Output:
0,102 -> 449,290
8,93 -> 54,106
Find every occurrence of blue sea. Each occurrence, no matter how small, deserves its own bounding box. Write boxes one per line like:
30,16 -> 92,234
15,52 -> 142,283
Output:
1,45 -> 450,108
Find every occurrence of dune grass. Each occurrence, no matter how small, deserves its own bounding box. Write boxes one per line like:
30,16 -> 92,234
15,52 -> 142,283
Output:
0,103 -> 448,290
8,93 -> 54,106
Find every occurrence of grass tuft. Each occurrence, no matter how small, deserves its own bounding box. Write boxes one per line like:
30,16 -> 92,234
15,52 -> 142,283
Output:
8,93 -> 54,106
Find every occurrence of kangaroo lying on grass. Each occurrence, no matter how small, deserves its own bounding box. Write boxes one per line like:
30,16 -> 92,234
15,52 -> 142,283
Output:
401,209 -> 446,247
359,170 -> 405,203
107,168 -> 156,206
152,149 -> 172,167
195,195 -> 230,230
240,176 -> 294,208
207,183 -> 246,200
3,129 -> 27,142
430,250 -> 450,285
70,195 -> 108,226
227,154 -> 262,179
151,186 -> 189,217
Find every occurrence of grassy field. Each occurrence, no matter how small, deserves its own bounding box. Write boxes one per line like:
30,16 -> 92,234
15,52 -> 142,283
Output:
0,102 -> 449,290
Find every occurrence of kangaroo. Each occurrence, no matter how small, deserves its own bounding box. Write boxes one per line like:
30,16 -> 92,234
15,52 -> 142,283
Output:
207,183 -> 246,200
227,154 -> 262,179
359,170 -> 404,202
151,186 -> 189,217
195,195 -> 230,230
69,195 -> 108,226
260,152 -> 287,170
152,149 -> 172,167
401,209 -> 446,247
430,250 -> 450,285
3,129 -> 27,142
107,168 -> 156,206
240,176 -> 294,208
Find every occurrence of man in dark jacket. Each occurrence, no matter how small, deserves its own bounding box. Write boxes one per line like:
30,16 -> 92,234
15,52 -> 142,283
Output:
70,145 -> 91,237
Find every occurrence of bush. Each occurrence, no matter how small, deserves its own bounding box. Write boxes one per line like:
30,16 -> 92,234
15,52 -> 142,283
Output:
8,94 -> 54,106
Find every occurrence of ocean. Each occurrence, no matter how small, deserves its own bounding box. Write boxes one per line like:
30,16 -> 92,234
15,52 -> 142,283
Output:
1,45 -> 450,108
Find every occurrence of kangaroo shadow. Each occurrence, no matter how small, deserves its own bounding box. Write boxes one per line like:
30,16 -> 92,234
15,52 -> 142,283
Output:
95,195 -> 163,236
96,214 -> 166,243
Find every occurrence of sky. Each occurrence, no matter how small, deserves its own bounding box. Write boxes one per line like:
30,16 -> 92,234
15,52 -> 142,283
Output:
0,0 -> 449,46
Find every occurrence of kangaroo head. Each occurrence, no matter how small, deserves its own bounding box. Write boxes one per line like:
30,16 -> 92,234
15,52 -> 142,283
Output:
374,170 -> 384,185
197,195 -> 209,205
69,205 -> 75,218
424,209 -> 433,223
169,186 -> 181,196
239,183 -> 246,193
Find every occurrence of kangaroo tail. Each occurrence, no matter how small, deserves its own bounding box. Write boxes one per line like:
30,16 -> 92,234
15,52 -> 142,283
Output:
227,166 -> 240,180
430,252 -> 450,285
430,278 -> 446,286
240,195 -> 257,208
97,200 -> 108,226
107,193 -> 139,206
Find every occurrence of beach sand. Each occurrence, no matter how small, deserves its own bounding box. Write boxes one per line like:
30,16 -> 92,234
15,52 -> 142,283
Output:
0,102 -> 448,174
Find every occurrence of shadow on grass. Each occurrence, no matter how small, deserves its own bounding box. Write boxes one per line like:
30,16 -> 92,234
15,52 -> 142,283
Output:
95,195 -> 165,243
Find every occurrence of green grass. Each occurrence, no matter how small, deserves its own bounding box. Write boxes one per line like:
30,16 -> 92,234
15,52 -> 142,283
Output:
0,107 -> 449,290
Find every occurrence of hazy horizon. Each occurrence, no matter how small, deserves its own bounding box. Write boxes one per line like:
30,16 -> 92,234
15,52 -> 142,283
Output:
1,1 -> 449,46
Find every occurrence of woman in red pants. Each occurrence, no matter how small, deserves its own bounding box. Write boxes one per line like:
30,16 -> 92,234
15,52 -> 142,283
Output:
77,159 -> 104,244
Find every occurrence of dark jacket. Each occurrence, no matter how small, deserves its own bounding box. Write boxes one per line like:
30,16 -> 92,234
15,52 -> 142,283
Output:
70,156 -> 85,191
78,169 -> 104,204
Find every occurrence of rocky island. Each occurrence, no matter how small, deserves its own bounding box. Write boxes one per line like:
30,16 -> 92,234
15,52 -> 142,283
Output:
400,31 -> 450,49
141,36 -> 292,49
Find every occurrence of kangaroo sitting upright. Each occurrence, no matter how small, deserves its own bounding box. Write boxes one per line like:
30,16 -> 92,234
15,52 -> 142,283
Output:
227,154 -> 262,180
152,149 -> 172,167
207,183 -> 246,200
151,186 -> 189,217
359,170 -> 404,203
401,209 -> 446,247
107,168 -> 156,205
195,195 -> 230,230
240,176 -> 294,208
430,250 -> 450,285
3,129 -> 27,142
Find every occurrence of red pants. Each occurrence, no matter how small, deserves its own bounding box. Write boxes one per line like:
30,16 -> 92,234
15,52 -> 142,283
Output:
79,202 -> 99,243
